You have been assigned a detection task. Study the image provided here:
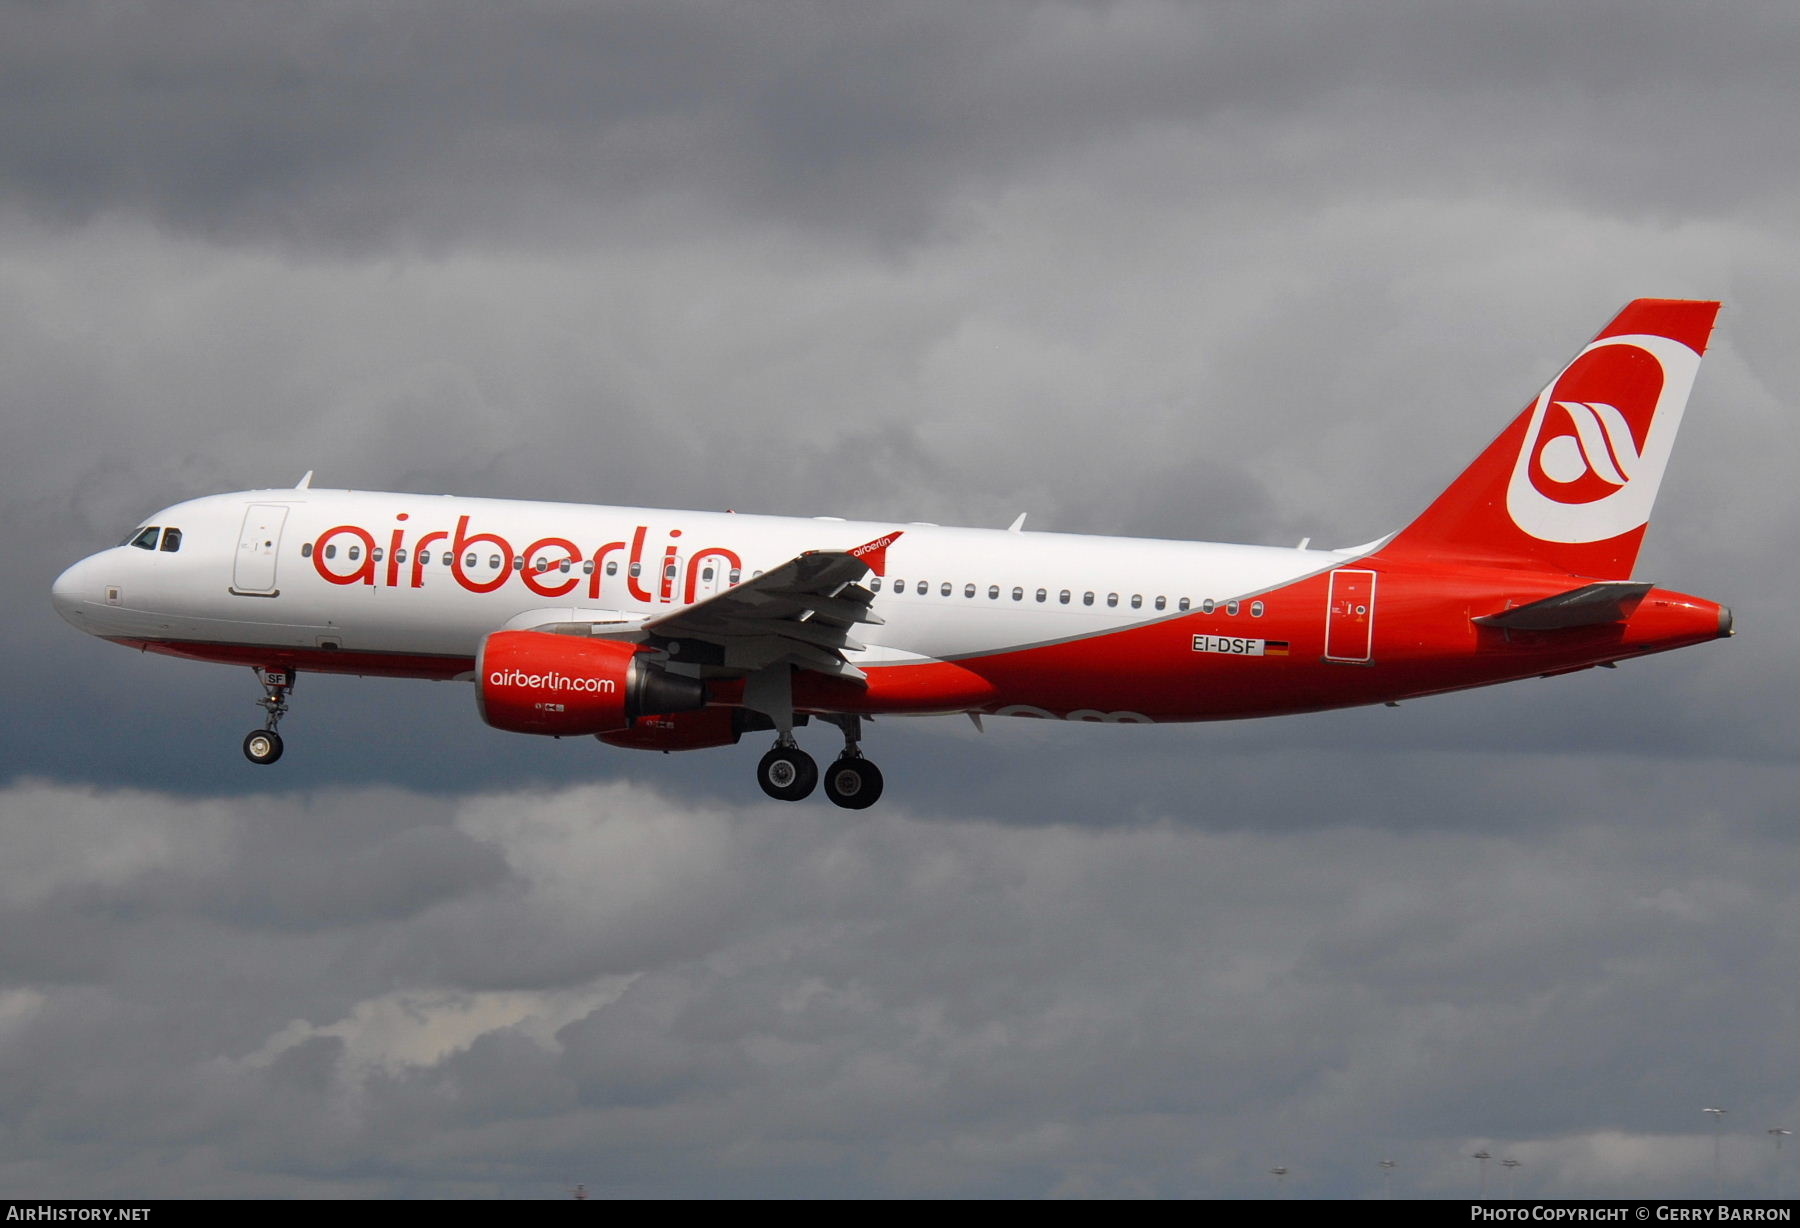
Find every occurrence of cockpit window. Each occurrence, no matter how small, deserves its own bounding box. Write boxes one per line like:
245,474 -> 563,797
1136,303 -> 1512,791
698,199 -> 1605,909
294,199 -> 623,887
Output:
159,528 -> 182,552
126,527 -> 160,550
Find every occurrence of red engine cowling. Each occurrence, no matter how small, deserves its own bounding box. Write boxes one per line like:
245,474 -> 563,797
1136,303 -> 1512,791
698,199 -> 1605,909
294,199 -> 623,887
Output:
476,630 -> 706,736
598,706 -> 745,752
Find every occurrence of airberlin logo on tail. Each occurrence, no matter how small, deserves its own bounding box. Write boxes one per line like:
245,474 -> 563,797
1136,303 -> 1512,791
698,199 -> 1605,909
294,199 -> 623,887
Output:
1538,401 -> 1639,490
1506,333 -> 1702,545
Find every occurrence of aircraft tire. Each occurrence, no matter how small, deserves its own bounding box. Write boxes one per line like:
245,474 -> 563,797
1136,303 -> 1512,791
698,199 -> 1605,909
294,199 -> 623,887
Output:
757,746 -> 817,802
243,729 -> 284,765
824,757 -> 883,810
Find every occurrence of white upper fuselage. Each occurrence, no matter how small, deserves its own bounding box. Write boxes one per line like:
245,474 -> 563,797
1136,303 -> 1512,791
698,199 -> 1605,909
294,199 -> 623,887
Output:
54,487 -> 1341,674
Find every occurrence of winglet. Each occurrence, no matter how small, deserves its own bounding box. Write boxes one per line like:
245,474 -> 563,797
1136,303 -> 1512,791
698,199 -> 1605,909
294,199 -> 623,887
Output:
847,530 -> 903,576
295,470 -> 314,490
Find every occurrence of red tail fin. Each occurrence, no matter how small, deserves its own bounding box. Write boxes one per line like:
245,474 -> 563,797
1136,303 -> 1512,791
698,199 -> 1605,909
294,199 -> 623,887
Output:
1376,299 -> 1720,579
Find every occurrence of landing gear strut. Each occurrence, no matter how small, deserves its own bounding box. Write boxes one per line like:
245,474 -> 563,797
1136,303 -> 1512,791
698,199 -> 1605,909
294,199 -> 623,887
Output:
756,739 -> 817,802
243,667 -> 292,765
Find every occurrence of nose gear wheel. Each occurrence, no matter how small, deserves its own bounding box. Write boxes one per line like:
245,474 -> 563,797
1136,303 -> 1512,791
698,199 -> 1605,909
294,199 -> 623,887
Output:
243,667 -> 294,766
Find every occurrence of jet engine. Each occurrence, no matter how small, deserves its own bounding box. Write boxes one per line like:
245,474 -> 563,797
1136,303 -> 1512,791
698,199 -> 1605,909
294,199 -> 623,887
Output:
476,630 -> 706,736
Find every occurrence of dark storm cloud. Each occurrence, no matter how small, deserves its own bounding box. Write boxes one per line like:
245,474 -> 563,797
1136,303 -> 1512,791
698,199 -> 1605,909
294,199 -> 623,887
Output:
3,3 -> 1792,250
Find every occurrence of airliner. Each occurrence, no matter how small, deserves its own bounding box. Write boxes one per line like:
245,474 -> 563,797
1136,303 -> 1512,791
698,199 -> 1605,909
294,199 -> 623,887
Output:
52,299 -> 1731,808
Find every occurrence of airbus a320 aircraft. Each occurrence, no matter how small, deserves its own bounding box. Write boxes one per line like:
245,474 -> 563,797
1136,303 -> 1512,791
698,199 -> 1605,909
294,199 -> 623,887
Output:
53,300 -> 1731,809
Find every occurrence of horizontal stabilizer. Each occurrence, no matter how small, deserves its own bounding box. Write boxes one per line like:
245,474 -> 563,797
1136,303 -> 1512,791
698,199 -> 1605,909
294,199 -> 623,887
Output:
1473,581 -> 1653,631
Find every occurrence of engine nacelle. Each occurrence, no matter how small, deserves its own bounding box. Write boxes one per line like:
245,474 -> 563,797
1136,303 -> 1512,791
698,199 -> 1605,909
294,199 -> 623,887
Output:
476,630 -> 706,736
598,706 -> 746,752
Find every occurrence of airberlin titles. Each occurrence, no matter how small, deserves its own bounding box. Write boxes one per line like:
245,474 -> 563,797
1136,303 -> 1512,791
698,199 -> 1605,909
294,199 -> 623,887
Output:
309,513 -> 742,605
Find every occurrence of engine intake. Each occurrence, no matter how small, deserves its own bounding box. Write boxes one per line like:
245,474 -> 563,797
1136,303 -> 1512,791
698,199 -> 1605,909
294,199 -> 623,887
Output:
476,630 -> 706,736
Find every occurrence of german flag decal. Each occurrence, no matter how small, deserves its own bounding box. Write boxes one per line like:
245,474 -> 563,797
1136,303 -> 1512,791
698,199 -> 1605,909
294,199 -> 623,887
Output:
1192,636 -> 1290,657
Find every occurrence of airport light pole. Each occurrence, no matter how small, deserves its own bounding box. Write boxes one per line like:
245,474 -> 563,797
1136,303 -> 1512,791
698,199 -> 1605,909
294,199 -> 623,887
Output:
1379,1159 -> 1397,1200
1770,1129 -> 1791,1199
1704,1107 -> 1727,1199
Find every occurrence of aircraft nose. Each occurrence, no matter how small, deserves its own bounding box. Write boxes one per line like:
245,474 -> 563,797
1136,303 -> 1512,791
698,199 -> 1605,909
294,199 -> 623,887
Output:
51,554 -> 108,628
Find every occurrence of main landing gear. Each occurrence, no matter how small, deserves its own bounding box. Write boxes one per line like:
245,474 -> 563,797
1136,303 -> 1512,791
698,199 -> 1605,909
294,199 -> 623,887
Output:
756,740 -> 818,802
243,667 -> 293,765
754,715 -> 884,809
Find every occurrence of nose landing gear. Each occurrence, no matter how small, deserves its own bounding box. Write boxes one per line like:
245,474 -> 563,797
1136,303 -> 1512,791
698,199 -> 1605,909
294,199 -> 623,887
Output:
243,667 -> 292,765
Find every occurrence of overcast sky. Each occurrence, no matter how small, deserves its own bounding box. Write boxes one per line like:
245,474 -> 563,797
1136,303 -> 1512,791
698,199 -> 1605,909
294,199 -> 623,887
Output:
1,1 -> 1794,1200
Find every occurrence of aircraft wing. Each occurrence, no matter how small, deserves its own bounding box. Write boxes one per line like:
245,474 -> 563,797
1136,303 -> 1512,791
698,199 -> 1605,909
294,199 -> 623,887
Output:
638,531 -> 902,682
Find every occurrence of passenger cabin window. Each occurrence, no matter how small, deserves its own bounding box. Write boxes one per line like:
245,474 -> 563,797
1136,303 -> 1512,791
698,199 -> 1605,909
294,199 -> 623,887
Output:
1106,593 -> 1119,608
1083,592 -> 1095,606
870,577 -> 883,591
915,581 -> 927,595
988,585 -> 999,600
1035,588 -> 1047,602
159,528 -> 182,552
940,582 -> 952,597
1201,599 -> 1215,614
464,553 -> 476,568
1130,594 -> 1142,609
1013,587 -> 1024,601
963,584 -> 975,598
301,543 -> 314,558
488,555 -> 502,569
1251,601 -> 1265,617
1226,601 -> 1240,616
128,527 -> 160,550
1059,590 -> 1071,604
1178,598 -> 1191,611
371,547 -> 383,563
606,561 -> 618,575
1154,596 -> 1166,611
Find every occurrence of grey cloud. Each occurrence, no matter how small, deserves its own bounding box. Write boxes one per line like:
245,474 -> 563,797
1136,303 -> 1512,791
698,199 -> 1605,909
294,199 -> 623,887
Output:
1,0 -> 1794,1200
0,780 -> 1786,1197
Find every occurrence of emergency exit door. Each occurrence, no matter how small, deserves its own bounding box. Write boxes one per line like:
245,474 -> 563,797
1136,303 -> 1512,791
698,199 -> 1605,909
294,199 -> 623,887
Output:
1324,568 -> 1377,663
